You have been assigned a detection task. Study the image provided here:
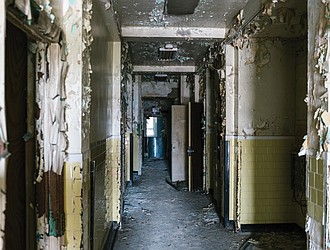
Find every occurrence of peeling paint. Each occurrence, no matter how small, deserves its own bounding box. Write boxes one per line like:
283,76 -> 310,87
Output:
148,7 -> 165,25
176,28 -> 192,37
120,41 -> 133,221
82,0 -> 93,152
35,41 -> 68,249
306,216 -> 324,249
227,1 -> 306,50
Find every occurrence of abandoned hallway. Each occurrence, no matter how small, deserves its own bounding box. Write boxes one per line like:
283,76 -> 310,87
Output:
1,0 -> 330,249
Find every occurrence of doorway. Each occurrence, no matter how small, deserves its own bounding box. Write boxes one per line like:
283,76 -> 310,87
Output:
5,21 -> 36,249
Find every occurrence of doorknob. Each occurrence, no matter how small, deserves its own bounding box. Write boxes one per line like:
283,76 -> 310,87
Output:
187,146 -> 194,156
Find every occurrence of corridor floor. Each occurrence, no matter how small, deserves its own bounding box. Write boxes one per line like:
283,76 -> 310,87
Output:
112,159 -> 306,250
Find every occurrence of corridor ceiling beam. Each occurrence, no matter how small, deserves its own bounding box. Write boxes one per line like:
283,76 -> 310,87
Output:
133,65 -> 196,73
122,26 -> 227,39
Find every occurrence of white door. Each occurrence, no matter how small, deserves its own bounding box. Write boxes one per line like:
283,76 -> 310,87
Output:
171,105 -> 187,182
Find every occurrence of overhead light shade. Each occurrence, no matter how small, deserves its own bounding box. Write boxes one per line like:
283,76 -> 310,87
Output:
158,44 -> 178,61
166,0 -> 200,15
154,73 -> 168,81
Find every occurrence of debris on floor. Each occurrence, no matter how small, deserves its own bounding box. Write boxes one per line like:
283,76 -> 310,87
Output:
113,159 -> 306,250
239,231 -> 306,249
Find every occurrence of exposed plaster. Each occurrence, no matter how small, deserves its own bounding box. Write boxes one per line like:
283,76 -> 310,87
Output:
35,41 -> 68,248
226,0 -> 306,50
82,0 -> 93,152
306,216 -> 324,249
121,26 -> 226,39
244,41 -> 271,75
120,42 -> 133,218
301,0 -> 330,159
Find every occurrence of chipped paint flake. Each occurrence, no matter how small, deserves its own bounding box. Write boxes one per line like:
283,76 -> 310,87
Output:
35,42 -> 68,248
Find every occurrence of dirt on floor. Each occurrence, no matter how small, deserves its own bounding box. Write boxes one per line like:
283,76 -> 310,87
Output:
112,159 -> 306,250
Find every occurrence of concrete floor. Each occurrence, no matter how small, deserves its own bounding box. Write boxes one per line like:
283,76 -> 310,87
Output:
113,159 -> 306,250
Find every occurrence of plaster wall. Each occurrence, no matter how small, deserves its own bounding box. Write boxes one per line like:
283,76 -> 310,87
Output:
237,39 -> 296,136
141,79 -> 179,98
90,3 -> 114,143
194,75 -> 200,102
226,39 -> 306,227
63,0 -> 83,154
181,75 -> 190,104
225,45 -> 238,136
61,0 -> 92,248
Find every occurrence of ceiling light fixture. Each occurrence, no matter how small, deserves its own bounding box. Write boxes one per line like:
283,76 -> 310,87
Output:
154,73 -> 168,82
158,44 -> 178,61
165,0 -> 200,15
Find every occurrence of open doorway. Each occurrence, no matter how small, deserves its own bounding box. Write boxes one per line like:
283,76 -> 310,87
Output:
145,116 -> 167,160
5,21 -> 36,249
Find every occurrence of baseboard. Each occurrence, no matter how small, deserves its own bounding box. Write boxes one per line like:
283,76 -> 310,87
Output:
240,223 -> 304,232
102,222 -> 119,250
165,177 -> 187,190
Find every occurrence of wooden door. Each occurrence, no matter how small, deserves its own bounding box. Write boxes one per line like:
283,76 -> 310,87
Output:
188,102 -> 203,191
171,105 -> 187,182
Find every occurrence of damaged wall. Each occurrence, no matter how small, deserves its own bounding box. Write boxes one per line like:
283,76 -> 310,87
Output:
35,41 -> 68,249
141,78 -> 179,98
226,38 -> 306,227
121,43 -> 133,183
105,41 -> 122,224
238,39 -> 296,136
90,3 -> 122,247
61,0 -> 86,248
306,0 -> 328,249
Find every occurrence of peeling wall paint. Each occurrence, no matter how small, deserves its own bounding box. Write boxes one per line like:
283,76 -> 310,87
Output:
106,42 -> 122,223
82,0 -> 93,153
64,162 -> 82,249
35,42 -> 68,249
142,79 -> 179,98
238,39 -> 296,136
64,0 -> 83,154
305,0 -> 329,159
105,138 -> 121,223
227,0 -> 306,50
218,0 -> 308,231
307,0 -> 330,249
121,41 -> 133,218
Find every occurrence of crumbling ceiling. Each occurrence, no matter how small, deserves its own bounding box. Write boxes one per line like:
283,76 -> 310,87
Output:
112,0 -> 307,70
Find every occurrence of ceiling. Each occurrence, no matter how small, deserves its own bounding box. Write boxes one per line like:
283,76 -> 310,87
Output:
112,0 -> 307,72
112,0 -> 249,70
